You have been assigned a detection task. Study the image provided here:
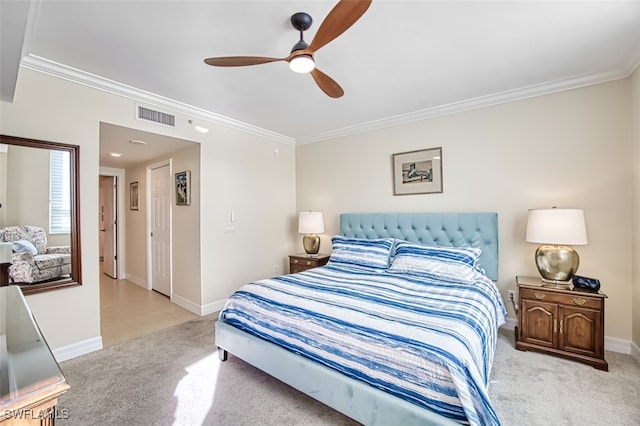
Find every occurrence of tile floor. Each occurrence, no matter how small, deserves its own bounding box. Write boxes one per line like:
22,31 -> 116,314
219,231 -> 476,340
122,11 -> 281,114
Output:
100,273 -> 198,347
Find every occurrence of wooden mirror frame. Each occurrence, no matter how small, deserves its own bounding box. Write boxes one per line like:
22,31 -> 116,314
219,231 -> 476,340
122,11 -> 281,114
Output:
0,134 -> 82,295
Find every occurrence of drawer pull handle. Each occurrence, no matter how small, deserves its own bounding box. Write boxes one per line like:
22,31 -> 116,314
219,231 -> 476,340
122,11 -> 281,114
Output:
560,319 -> 563,334
573,298 -> 586,306
534,292 -> 545,300
553,319 -> 557,333
305,261 -> 312,266
292,259 -> 298,264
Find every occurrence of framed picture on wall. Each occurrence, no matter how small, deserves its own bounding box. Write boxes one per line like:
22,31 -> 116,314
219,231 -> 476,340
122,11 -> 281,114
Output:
175,170 -> 191,206
130,182 -> 139,210
392,147 -> 443,195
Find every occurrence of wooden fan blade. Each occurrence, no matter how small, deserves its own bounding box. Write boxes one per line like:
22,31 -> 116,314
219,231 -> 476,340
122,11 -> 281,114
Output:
204,56 -> 285,67
310,68 -> 344,98
308,0 -> 372,53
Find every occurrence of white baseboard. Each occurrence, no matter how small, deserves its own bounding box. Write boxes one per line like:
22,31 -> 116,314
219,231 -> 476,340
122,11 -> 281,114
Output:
53,336 -> 103,362
201,298 -> 227,316
125,273 -> 147,289
500,316 -> 632,354
605,335 -> 632,354
171,293 -> 202,315
501,317 -> 517,330
171,294 -> 226,316
124,272 -> 150,290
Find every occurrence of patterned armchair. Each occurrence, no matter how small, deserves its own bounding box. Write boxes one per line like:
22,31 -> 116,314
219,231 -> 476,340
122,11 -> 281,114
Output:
0,225 -> 71,284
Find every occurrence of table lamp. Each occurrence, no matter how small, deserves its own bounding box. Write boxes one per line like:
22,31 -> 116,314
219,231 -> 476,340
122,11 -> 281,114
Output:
525,207 -> 588,288
298,211 -> 324,255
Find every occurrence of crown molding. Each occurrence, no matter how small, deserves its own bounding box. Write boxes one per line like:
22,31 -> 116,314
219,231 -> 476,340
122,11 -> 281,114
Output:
20,53 -> 637,147
295,66 -> 635,145
19,54 -> 295,146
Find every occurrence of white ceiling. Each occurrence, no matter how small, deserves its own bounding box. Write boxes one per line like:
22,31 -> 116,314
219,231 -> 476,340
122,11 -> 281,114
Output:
99,123 -> 198,169
2,0 -> 640,167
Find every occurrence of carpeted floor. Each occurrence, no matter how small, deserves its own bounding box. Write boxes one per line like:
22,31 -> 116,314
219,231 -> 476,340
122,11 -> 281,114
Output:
489,329 -> 640,425
57,315 -> 640,425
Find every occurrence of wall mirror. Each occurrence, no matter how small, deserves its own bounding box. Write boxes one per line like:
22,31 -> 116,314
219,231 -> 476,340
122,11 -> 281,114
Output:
0,134 -> 82,295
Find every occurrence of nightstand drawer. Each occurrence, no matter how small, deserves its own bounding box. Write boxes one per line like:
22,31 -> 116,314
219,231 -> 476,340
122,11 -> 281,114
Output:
288,253 -> 330,274
291,258 -> 316,267
519,287 -> 602,310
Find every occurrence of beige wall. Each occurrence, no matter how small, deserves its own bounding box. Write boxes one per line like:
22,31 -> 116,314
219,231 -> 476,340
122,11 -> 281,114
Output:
125,161 -> 149,283
170,145 -> 202,305
1,70 -> 102,350
632,66 -> 640,348
296,78 -> 634,341
0,68 -> 296,350
198,125 -> 297,307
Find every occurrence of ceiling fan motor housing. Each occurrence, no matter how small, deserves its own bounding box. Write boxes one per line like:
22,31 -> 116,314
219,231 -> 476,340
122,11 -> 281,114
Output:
290,12 -> 313,31
291,39 -> 309,53
291,12 -> 313,53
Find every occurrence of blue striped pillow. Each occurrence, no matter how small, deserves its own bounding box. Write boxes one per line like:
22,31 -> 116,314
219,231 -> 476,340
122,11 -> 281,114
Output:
328,236 -> 394,272
388,241 -> 482,284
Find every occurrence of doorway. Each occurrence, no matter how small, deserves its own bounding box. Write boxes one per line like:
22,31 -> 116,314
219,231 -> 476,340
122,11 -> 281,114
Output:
99,175 -> 117,277
147,160 -> 172,297
99,167 -> 126,279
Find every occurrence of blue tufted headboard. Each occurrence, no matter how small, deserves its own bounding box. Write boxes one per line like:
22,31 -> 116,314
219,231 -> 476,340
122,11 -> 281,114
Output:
340,213 -> 499,281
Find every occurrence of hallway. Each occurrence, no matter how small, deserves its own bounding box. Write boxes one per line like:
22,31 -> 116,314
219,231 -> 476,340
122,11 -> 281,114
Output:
100,274 -> 198,347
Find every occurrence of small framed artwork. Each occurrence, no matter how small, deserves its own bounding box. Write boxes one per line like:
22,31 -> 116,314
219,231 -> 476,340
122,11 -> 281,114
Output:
175,170 -> 191,206
392,147 -> 443,195
130,182 -> 139,210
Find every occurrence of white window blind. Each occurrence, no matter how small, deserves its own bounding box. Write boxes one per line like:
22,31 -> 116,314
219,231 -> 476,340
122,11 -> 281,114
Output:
49,150 -> 71,234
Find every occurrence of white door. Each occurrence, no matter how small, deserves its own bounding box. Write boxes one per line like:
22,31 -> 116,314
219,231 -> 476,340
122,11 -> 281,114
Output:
101,175 -> 117,278
150,164 -> 171,296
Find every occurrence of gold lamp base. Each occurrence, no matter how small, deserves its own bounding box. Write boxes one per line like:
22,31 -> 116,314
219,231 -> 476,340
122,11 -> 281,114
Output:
303,234 -> 320,255
535,244 -> 579,289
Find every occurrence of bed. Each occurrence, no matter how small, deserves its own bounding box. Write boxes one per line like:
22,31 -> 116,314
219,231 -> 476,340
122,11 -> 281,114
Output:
216,212 -> 505,425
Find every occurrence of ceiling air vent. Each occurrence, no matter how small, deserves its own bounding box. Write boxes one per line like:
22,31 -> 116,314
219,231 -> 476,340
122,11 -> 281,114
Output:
136,105 -> 175,127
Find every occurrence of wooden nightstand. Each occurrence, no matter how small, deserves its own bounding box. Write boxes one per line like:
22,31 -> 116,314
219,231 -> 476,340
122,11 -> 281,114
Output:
515,275 -> 608,371
289,253 -> 330,274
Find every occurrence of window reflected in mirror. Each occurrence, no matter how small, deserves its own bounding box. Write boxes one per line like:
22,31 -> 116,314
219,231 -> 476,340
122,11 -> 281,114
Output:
50,150 -> 71,234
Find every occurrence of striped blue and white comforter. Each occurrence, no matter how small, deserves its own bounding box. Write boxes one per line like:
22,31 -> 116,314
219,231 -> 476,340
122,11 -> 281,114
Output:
219,264 -> 506,425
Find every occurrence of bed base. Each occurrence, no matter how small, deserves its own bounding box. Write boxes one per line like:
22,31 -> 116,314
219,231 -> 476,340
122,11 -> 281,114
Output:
215,320 -> 458,426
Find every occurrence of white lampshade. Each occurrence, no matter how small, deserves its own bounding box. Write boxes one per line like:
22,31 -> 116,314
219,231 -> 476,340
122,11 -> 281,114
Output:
0,242 -> 12,263
289,54 -> 315,73
526,208 -> 588,245
298,211 -> 324,234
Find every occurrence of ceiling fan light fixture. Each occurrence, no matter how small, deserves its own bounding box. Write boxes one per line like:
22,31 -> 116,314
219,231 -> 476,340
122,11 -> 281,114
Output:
204,1 -> 372,97
289,54 -> 315,74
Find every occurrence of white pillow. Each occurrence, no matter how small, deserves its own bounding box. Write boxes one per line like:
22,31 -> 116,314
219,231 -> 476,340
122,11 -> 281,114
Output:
12,239 -> 38,255
388,240 -> 482,284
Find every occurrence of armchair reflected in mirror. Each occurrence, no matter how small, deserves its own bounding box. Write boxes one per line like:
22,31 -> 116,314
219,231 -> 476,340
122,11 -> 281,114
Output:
0,135 -> 82,295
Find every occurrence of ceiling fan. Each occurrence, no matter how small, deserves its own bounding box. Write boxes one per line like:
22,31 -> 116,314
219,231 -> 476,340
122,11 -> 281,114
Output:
204,0 -> 372,98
